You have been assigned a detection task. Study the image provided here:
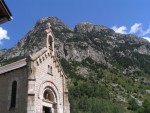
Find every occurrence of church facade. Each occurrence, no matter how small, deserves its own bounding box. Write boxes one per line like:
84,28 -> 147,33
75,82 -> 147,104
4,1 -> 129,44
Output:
0,23 -> 70,113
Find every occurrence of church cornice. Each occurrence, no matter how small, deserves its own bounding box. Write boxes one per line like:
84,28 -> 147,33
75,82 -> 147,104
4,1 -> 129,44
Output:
29,47 -> 47,61
53,55 -> 68,79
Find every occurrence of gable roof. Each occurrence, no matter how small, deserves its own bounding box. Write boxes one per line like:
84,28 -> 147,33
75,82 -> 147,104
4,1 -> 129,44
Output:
29,47 -> 47,61
0,58 -> 27,75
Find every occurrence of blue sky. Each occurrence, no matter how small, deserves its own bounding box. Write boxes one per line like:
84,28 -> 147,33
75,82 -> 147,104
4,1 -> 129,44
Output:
0,0 -> 150,49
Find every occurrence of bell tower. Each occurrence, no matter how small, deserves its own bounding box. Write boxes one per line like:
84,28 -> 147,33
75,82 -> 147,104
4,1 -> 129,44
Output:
45,23 -> 54,56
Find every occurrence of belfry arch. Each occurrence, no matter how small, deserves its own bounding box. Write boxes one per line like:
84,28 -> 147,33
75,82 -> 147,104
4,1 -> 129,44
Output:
48,35 -> 53,49
46,33 -> 54,56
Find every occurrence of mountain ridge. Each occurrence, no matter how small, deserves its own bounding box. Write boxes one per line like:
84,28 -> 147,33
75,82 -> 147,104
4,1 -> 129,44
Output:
0,16 -> 150,75
0,16 -> 150,113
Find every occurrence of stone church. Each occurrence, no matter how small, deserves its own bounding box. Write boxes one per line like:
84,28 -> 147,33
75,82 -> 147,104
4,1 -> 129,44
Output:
0,23 -> 70,113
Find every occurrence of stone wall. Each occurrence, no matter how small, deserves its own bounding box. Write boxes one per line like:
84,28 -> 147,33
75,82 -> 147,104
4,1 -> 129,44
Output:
0,66 -> 28,113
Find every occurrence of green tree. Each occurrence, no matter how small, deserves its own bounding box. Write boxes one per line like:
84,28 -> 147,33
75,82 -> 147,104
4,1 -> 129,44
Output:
128,98 -> 139,111
142,99 -> 150,113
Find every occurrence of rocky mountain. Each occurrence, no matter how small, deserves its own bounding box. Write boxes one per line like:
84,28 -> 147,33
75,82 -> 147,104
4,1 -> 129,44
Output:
0,16 -> 150,113
0,17 -> 150,76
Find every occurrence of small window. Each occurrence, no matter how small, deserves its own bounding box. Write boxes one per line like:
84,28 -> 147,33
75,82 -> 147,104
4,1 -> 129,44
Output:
48,65 -> 52,75
10,81 -> 17,109
50,67 -> 52,74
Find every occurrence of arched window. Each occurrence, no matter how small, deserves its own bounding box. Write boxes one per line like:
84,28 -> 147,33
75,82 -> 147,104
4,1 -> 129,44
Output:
43,89 -> 54,102
48,65 -> 52,75
10,81 -> 17,109
48,35 -> 53,49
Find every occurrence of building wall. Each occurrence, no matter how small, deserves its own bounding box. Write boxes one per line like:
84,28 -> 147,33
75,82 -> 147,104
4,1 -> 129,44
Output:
28,49 -> 69,113
0,66 -> 28,113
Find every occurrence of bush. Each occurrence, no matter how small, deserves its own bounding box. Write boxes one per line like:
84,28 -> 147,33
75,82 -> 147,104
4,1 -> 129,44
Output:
139,99 -> 150,113
127,98 -> 139,111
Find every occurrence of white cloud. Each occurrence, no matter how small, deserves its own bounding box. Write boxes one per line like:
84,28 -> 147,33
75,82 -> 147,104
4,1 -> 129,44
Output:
141,28 -> 150,36
129,23 -> 142,34
0,27 -> 10,45
112,23 -> 150,39
112,26 -> 127,34
142,37 -> 150,42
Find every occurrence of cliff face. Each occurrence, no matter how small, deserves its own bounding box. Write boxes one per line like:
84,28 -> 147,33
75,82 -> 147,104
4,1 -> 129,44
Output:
1,16 -> 150,76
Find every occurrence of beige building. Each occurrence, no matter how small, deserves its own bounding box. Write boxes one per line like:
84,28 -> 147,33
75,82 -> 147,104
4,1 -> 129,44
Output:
0,23 -> 70,113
